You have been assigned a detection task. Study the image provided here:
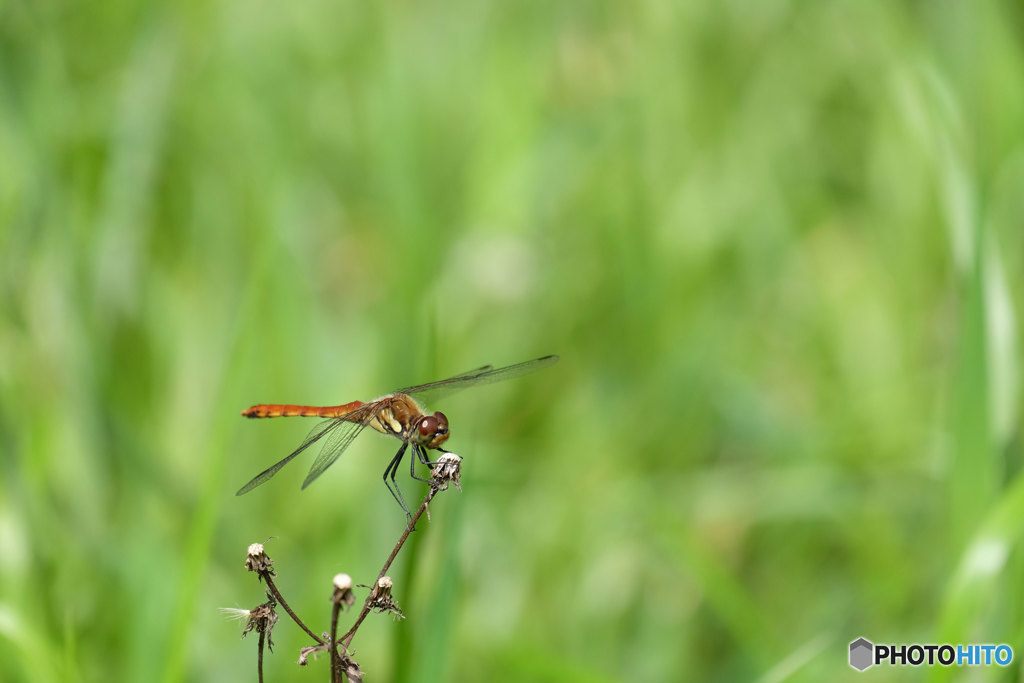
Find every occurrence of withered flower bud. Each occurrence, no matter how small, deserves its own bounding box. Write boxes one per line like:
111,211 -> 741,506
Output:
245,542 -> 274,578
430,452 -> 462,492
368,576 -> 404,618
298,644 -> 324,666
331,573 -> 356,609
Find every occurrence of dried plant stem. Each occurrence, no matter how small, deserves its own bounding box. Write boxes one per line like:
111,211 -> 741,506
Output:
340,486 -> 439,650
264,573 -> 325,645
257,630 -> 266,683
330,600 -> 342,683
239,454 -> 461,682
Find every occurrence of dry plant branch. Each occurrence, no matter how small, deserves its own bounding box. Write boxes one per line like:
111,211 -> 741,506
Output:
229,453 -> 463,681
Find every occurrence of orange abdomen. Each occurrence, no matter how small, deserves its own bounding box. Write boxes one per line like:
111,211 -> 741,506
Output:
241,400 -> 364,419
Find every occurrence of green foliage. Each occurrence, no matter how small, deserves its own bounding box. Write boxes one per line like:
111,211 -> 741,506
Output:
1,1 -> 1023,680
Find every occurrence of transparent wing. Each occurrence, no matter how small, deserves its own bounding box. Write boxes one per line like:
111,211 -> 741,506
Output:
301,405 -> 377,489
236,417 -> 352,495
397,355 -> 559,403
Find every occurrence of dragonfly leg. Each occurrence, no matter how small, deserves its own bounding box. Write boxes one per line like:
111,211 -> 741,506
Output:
409,444 -> 436,483
418,445 -> 443,466
383,443 -> 412,522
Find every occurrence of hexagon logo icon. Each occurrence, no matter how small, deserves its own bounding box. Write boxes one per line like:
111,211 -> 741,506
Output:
849,637 -> 874,671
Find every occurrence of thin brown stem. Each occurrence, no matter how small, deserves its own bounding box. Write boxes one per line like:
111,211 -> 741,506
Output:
264,573 -> 326,645
330,599 -> 343,683
257,630 -> 266,683
340,487 -> 438,649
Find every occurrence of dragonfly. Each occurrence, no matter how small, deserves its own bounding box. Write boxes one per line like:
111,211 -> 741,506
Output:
236,355 -> 558,519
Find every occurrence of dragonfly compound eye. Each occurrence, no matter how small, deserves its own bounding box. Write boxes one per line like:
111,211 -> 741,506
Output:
433,411 -> 449,435
418,416 -> 438,438
417,412 -> 450,448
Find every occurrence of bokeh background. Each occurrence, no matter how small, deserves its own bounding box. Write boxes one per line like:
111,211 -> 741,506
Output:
2,1 -> 1024,681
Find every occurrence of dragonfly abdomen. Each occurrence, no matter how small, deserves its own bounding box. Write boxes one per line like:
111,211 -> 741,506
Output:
241,401 -> 365,419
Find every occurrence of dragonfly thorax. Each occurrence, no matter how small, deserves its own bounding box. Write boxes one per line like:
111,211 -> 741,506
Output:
369,396 -> 450,450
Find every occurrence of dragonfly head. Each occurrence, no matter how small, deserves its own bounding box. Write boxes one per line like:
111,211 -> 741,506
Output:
416,411 -> 450,449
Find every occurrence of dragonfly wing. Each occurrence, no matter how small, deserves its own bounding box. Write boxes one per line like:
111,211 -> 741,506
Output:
301,407 -> 376,489
396,365 -> 492,394
236,417 -> 348,495
399,355 -> 559,402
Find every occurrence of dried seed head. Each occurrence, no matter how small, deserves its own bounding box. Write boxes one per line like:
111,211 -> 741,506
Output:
245,542 -> 274,577
430,452 -> 462,492
368,575 -> 404,618
333,573 -> 352,591
332,573 -> 356,608
238,599 -> 279,651
337,655 -> 364,683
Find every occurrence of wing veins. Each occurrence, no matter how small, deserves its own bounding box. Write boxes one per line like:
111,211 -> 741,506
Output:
398,355 -> 558,402
236,417 -> 347,495
301,406 -> 378,489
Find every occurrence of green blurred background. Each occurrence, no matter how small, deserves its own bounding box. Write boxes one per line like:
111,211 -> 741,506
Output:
2,1 -> 1023,681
